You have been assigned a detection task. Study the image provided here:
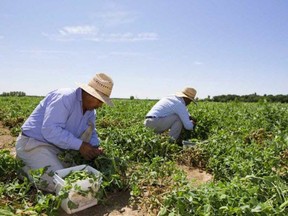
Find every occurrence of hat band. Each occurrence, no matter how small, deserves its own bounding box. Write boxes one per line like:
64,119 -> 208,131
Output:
183,93 -> 195,99
89,79 -> 112,96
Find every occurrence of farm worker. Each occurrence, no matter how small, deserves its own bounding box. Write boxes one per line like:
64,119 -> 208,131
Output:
144,87 -> 197,142
15,73 -> 114,192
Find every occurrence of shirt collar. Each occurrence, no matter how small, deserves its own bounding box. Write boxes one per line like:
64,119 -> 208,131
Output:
174,95 -> 185,105
76,88 -> 82,102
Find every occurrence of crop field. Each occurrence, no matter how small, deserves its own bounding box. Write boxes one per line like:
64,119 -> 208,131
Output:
0,96 -> 288,215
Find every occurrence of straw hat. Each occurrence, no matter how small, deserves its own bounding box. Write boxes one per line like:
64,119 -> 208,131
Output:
175,87 -> 197,103
77,73 -> 114,106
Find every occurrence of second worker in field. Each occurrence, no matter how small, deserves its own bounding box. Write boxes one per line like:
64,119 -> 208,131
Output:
144,87 -> 197,143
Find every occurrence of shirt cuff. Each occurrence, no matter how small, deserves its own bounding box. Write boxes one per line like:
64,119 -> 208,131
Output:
69,138 -> 83,150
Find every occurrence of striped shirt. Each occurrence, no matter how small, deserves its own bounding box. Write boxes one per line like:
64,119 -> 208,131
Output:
146,95 -> 194,130
21,88 -> 99,150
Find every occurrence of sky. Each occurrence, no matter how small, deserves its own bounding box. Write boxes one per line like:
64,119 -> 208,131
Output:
0,0 -> 287,99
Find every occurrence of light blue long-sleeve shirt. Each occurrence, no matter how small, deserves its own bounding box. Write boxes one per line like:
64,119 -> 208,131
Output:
146,95 -> 194,130
21,88 -> 99,150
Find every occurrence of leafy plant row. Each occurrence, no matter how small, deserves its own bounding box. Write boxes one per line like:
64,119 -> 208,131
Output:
0,97 -> 288,215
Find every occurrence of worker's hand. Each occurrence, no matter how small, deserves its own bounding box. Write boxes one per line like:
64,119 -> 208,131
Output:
79,142 -> 104,160
95,147 -> 104,155
189,116 -> 197,125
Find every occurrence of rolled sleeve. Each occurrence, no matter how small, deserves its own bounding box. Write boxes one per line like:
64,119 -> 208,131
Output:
175,105 -> 194,130
87,112 -> 100,147
90,130 -> 100,147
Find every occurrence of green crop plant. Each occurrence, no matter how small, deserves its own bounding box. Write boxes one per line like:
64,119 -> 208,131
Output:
0,97 -> 288,215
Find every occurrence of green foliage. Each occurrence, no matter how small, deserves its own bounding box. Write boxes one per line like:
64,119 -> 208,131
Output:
160,175 -> 288,215
56,167 -> 102,209
210,93 -> 288,103
0,98 -> 288,215
0,151 -> 61,215
0,96 -> 42,136
129,157 -> 189,214
0,150 -> 24,181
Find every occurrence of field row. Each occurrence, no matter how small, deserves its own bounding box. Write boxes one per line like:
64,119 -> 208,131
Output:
0,97 -> 288,215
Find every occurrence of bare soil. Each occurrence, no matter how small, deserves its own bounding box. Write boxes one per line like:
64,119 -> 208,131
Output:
0,122 -> 213,216
58,190 -> 145,216
0,122 -> 16,156
177,164 -> 213,187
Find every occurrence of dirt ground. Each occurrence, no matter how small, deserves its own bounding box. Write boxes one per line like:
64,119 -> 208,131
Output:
177,164 -> 213,187
0,122 -> 16,156
58,190 -> 145,216
57,166 -> 213,216
0,122 -> 213,216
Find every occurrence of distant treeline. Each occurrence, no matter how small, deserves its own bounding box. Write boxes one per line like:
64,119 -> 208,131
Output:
1,91 -> 288,103
202,93 -> 288,103
1,91 -> 26,97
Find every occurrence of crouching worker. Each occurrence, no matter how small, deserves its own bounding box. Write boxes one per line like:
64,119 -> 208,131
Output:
144,87 -> 197,143
15,73 -> 114,192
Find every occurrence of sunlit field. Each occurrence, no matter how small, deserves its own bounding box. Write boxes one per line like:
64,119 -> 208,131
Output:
1,96 -> 288,215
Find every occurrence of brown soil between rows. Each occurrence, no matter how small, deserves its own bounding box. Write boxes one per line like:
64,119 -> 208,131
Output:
0,122 -> 213,216
0,122 -> 16,156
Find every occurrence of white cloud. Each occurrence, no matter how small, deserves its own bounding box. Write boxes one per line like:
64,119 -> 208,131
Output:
95,51 -> 147,59
93,11 -> 137,26
59,25 -> 98,36
110,51 -> 146,57
95,32 -> 159,42
43,25 -> 159,42
193,61 -> 204,65
16,49 -> 77,59
17,49 -> 76,55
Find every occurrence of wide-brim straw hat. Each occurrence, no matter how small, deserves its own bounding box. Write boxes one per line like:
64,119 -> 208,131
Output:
175,87 -> 197,104
77,73 -> 114,106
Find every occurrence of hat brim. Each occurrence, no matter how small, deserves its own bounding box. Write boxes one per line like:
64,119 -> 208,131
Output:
77,83 -> 113,107
175,92 -> 197,104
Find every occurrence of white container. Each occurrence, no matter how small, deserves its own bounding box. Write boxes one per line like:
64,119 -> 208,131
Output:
182,140 -> 197,149
53,165 -> 102,214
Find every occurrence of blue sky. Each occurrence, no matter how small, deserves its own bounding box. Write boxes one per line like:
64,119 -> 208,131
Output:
0,0 -> 287,99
